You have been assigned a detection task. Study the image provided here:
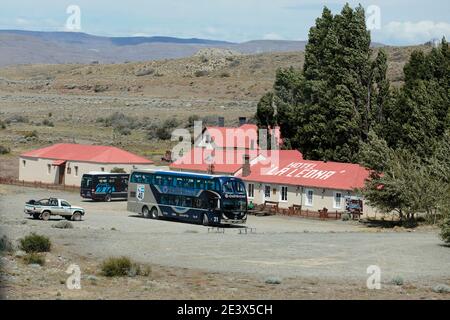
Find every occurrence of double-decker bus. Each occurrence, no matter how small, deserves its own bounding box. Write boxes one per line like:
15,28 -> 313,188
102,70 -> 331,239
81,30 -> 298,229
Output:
80,172 -> 129,202
127,170 -> 247,226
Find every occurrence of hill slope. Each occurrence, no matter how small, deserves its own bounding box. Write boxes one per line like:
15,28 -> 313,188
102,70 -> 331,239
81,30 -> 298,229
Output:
0,30 -> 309,67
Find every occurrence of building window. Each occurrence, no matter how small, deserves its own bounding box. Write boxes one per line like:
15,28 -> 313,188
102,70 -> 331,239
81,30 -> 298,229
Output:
247,183 -> 255,198
75,166 -> 79,177
264,185 -> 271,199
334,192 -> 342,209
280,186 -> 288,202
305,189 -> 314,207
22,160 -> 26,167
47,164 -> 51,174
67,167 -> 71,175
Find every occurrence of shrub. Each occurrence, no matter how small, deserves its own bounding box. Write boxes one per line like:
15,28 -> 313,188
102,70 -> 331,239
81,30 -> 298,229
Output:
52,221 -> 74,229
219,71 -> 231,78
101,257 -> 132,277
0,235 -> 14,253
111,167 -> 126,173
19,233 -> 51,253
23,253 -> 45,266
0,145 -> 10,155
391,276 -> 404,286
24,131 -> 38,139
0,120 -> 6,129
155,127 -> 172,140
116,126 -> 131,136
42,119 -> 54,127
440,217 -> 450,244
94,84 -> 109,93
265,277 -> 282,285
187,115 -> 200,128
102,112 -> 141,130
5,115 -> 29,124
135,68 -> 154,77
195,70 -> 208,77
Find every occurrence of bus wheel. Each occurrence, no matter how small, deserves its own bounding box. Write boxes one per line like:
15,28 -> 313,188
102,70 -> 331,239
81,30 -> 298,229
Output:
202,214 -> 209,226
105,194 -> 112,202
150,207 -> 159,220
142,206 -> 150,219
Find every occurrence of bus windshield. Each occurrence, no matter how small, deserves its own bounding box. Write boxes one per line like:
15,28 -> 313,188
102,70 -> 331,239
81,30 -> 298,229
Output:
81,176 -> 93,189
222,180 -> 246,194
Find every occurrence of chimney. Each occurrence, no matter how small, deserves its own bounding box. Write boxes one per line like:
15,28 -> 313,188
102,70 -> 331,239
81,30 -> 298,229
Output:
239,117 -> 247,126
242,154 -> 251,177
218,117 -> 225,127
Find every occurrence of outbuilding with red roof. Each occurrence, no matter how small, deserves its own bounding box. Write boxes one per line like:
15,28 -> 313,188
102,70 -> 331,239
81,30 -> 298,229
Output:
19,143 -> 155,186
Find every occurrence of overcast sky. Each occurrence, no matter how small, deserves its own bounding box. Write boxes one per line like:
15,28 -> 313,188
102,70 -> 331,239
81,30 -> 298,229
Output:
0,0 -> 449,45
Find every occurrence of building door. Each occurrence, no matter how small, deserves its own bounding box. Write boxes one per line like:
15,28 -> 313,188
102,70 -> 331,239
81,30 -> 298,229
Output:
58,164 -> 66,185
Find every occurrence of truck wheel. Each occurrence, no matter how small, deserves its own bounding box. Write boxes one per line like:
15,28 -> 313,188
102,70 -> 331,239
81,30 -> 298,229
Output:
142,206 -> 150,219
202,214 -> 210,226
150,207 -> 159,220
105,194 -> 112,202
71,212 -> 82,221
41,211 -> 51,221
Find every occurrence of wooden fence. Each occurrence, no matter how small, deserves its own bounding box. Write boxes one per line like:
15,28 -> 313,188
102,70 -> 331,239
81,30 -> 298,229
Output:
250,203 -> 345,220
0,178 -> 79,192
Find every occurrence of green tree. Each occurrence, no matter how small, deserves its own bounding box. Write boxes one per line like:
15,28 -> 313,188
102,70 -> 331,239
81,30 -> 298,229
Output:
256,4 -> 389,162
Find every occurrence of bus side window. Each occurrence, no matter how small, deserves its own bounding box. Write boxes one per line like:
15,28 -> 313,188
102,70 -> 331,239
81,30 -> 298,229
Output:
196,179 -> 205,190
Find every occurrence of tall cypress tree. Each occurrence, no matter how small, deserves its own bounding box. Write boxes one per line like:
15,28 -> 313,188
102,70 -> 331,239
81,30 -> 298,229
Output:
256,4 -> 387,162
383,39 -> 450,158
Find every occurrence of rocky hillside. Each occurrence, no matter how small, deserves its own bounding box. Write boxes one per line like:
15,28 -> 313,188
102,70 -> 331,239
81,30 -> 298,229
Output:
0,45 -> 430,101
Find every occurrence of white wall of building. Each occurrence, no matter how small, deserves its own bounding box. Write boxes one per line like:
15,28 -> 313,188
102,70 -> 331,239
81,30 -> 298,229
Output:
19,157 -> 155,186
244,181 -> 379,217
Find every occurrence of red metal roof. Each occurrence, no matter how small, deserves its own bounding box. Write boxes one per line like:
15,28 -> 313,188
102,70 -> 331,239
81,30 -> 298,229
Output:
239,151 -> 370,191
170,148 -> 259,174
21,143 -> 154,164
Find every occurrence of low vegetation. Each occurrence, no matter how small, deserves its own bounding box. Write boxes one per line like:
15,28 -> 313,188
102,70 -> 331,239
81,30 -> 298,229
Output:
440,218 -> 450,245
5,115 -> 29,124
23,130 -> 38,139
0,145 -> 10,155
19,233 -> 51,253
147,118 -> 180,141
391,276 -> 404,286
0,235 -> 14,253
23,253 -> 45,266
100,256 -> 151,277
52,221 -> 74,229
110,167 -> 126,173
255,4 -> 450,235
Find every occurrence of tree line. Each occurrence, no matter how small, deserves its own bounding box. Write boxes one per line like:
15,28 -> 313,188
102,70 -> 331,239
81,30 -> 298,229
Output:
256,4 -> 450,238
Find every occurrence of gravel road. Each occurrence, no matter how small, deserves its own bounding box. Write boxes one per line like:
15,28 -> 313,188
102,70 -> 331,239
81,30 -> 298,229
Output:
1,185 -> 449,285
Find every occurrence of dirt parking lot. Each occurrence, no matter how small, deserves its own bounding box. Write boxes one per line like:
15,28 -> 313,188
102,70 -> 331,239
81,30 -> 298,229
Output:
1,185 -> 450,300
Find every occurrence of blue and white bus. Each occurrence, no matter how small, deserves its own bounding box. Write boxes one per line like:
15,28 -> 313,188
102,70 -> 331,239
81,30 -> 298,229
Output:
127,170 -> 247,226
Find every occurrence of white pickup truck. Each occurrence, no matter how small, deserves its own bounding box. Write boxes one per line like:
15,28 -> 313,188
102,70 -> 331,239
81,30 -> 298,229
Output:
24,198 -> 85,221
